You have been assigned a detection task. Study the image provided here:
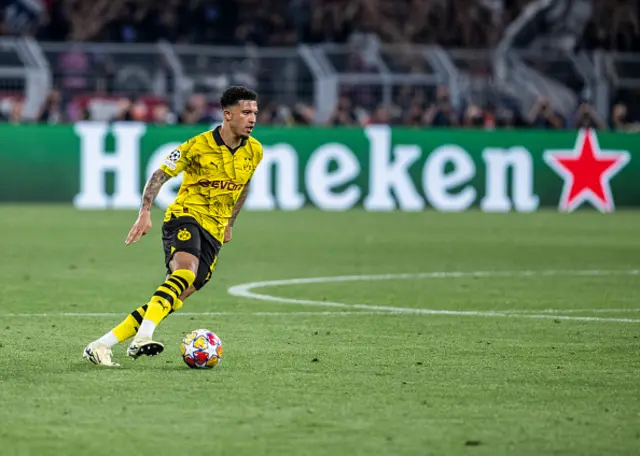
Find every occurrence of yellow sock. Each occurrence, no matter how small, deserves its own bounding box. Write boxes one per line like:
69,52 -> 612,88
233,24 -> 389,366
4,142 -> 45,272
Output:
112,304 -> 147,342
103,296 -> 183,346
139,270 -> 195,338
169,297 -> 184,314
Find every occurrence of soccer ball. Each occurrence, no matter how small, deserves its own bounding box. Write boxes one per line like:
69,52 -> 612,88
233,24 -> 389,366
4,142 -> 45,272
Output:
180,329 -> 223,369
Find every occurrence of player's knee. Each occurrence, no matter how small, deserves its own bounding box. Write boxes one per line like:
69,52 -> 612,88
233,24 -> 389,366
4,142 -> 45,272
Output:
170,251 -> 199,276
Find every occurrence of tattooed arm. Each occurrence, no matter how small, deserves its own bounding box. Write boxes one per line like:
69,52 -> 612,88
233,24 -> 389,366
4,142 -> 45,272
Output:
125,169 -> 171,245
140,169 -> 172,213
224,182 -> 251,243
230,182 -> 250,227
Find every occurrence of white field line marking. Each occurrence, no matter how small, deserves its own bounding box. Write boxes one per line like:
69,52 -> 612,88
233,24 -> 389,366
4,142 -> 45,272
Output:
227,269 -> 640,323
2,270 -> 638,323
504,308 -> 640,314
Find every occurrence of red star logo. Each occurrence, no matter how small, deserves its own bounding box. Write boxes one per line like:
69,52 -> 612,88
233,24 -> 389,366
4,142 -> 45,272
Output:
543,129 -> 630,212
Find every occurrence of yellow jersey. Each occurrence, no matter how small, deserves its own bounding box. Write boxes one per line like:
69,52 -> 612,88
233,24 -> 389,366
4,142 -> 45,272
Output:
159,126 -> 263,243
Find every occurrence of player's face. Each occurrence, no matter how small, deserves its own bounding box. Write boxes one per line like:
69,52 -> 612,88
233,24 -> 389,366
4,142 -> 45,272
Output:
227,100 -> 258,139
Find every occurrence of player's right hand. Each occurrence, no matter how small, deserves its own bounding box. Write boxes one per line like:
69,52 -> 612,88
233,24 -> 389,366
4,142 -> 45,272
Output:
125,212 -> 152,245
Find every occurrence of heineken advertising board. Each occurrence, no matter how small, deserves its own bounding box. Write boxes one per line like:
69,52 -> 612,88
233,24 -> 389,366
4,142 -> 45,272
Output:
1,123 -> 638,212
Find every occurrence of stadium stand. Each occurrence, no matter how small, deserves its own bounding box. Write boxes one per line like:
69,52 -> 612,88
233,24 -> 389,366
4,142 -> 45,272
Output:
0,0 -> 639,131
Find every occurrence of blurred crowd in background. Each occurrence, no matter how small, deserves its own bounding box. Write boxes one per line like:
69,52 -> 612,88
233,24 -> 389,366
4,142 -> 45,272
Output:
1,0 -> 639,130
4,0 -> 639,50
2,86 -> 631,131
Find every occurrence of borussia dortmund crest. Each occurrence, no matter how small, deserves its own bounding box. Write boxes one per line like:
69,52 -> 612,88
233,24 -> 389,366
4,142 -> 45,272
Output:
177,228 -> 191,241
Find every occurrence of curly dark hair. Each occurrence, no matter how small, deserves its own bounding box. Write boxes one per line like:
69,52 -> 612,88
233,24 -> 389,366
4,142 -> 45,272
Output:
220,86 -> 258,108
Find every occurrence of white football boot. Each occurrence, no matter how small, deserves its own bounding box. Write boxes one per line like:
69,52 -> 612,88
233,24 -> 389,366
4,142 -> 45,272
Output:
83,342 -> 120,367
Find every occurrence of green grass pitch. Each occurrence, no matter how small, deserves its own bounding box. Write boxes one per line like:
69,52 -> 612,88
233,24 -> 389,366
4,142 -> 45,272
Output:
1,205 -> 639,456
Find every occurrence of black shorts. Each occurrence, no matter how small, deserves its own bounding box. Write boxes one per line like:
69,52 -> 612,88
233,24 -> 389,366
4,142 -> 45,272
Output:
162,215 -> 222,290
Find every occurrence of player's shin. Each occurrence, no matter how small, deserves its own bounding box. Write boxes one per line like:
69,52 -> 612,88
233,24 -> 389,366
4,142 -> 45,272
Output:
136,269 -> 196,339
95,304 -> 148,347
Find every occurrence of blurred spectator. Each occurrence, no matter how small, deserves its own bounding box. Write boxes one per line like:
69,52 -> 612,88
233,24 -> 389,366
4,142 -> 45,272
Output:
462,104 -> 494,128
495,107 -> 519,129
112,97 -> 134,121
178,93 -> 216,124
257,101 -> 281,124
424,86 -> 459,127
37,89 -> 62,124
366,104 -> 392,125
288,103 -> 315,125
608,102 -> 640,132
570,100 -> 606,130
9,99 -> 23,124
403,101 -> 426,127
152,102 -> 176,125
526,96 -> 565,129
130,98 -> 150,122
327,95 -> 358,126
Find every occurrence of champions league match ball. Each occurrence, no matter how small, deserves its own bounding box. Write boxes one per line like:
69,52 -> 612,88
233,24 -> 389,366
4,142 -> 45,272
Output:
181,329 -> 223,369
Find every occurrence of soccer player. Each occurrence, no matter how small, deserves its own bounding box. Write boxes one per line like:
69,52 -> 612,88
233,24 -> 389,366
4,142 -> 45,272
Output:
83,86 -> 263,366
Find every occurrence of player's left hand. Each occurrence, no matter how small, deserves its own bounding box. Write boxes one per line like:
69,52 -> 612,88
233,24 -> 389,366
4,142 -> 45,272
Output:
224,226 -> 232,243
125,211 -> 152,245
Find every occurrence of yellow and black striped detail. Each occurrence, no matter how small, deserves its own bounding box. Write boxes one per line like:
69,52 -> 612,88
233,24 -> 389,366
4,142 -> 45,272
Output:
152,290 -> 174,312
167,276 -> 188,295
130,304 -> 148,326
112,303 -> 150,342
168,274 -> 190,292
150,269 -> 195,314
204,257 -> 218,284
161,281 -> 182,298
